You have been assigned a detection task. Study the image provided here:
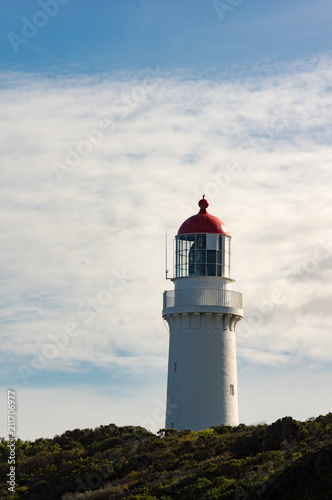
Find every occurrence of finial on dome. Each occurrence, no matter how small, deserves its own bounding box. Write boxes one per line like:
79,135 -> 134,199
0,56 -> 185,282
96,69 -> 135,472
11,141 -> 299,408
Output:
198,196 -> 209,214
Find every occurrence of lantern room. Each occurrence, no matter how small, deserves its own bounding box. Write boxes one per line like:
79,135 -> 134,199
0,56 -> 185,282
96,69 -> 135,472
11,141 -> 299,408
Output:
175,197 -> 231,279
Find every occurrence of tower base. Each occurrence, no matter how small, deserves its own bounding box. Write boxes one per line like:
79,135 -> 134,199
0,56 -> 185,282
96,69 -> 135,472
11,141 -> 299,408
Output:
164,312 -> 240,431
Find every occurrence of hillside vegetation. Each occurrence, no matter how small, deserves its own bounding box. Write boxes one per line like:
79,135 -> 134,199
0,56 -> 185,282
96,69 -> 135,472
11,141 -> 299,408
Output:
1,413 -> 332,499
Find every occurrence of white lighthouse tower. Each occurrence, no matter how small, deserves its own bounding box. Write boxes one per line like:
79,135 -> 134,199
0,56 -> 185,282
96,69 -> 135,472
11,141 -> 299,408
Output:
162,197 -> 243,431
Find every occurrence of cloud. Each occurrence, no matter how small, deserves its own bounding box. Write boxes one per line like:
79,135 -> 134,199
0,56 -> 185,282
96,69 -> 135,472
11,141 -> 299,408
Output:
0,382 -> 167,441
238,364 -> 332,425
0,56 -> 332,437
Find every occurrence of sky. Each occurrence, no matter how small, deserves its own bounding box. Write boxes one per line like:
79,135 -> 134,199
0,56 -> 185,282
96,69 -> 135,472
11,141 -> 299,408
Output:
0,0 -> 332,441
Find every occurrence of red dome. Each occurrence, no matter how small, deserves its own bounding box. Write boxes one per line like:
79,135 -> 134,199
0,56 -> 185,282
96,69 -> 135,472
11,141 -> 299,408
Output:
178,197 -> 229,235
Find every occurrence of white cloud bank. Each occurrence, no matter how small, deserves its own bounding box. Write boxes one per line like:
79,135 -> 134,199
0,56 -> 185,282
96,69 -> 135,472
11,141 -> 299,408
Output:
1,56 -> 332,437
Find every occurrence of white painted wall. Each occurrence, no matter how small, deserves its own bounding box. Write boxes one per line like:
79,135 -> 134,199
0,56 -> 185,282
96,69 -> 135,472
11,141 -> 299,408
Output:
164,311 -> 240,430
173,276 -> 233,291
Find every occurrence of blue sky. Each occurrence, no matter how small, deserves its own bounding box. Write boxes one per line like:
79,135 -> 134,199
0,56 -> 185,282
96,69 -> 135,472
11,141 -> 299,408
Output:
0,0 -> 332,440
1,0 -> 332,73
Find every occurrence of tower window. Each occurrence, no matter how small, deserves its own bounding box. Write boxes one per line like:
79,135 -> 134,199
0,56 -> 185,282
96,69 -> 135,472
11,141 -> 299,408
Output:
230,384 -> 235,396
175,233 -> 231,278
174,362 -> 177,373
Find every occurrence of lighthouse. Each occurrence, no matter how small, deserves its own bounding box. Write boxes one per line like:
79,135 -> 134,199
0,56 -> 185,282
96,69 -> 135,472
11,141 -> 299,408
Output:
162,197 -> 243,430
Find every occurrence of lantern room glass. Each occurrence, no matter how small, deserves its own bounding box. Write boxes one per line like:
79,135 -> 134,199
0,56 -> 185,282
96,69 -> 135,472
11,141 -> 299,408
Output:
175,233 -> 231,278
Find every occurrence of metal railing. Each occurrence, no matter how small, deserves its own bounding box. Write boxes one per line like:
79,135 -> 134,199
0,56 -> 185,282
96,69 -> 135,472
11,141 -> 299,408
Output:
163,288 -> 242,309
